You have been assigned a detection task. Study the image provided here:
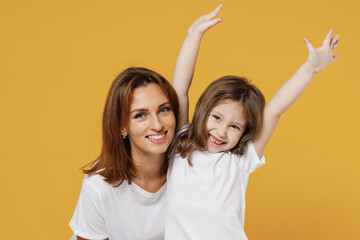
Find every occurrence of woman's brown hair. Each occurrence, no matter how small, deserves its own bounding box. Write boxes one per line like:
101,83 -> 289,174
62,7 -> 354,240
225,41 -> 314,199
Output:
83,67 -> 179,186
177,76 -> 265,166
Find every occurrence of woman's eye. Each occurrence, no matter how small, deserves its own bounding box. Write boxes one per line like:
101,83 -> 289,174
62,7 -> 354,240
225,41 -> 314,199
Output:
160,107 -> 171,113
230,125 -> 240,130
134,113 -> 145,119
212,115 -> 220,121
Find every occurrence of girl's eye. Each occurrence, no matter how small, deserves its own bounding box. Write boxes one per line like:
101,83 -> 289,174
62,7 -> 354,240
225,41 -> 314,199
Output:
134,113 -> 145,119
212,115 -> 220,121
159,107 -> 171,113
230,125 -> 240,130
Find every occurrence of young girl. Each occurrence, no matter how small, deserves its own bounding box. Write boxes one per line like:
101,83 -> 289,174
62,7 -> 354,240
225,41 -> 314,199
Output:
165,4 -> 339,240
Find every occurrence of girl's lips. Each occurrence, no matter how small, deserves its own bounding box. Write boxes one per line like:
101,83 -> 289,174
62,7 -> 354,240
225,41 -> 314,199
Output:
208,134 -> 226,146
146,131 -> 167,143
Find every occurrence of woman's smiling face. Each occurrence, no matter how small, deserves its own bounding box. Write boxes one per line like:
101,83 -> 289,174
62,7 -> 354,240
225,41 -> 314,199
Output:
122,83 -> 176,159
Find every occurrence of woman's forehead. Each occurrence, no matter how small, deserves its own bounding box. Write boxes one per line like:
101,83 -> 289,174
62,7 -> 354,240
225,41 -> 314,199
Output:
129,84 -> 169,110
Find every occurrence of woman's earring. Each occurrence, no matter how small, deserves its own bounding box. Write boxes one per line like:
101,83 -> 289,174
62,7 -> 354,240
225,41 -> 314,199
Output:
121,128 -> 127,139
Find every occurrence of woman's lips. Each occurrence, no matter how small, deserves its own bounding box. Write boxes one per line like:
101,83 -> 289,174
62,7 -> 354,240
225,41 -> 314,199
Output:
146,131 -> 167,143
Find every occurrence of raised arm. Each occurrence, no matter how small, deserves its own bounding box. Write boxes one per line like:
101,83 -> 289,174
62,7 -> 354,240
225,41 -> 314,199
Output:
172,4 -> 223,130
252,29 -> 340,158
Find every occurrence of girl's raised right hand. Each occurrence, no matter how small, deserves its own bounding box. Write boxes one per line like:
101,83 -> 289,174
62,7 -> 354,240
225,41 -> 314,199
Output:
188,3 -> 223,37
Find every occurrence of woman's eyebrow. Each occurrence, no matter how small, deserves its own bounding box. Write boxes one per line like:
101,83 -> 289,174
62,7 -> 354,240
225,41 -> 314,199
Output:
130,108 -> 148,114
130,102 -> 170,114
158,102 -> 171,108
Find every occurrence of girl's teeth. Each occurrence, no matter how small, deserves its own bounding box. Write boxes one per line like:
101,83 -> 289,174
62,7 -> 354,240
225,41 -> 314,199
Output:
148,134 -> 165,140
210,135 -> 223,144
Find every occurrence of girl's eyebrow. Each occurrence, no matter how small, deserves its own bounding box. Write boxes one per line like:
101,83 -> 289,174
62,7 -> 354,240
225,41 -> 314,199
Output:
233,121 -> 246,128
212,110 -> 246,128
130,101 -> 171,114
211,110 -> 224,118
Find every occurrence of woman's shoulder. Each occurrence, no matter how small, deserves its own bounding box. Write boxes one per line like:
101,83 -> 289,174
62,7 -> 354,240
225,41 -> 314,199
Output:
81,174 -> 114,195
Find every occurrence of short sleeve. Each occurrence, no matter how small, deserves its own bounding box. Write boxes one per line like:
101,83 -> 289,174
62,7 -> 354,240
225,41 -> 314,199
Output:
242,141 -> 265,174
69,176 -> 108,240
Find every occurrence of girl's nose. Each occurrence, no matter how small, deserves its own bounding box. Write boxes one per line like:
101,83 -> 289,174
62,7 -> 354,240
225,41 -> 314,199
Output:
217,124 -> 227,138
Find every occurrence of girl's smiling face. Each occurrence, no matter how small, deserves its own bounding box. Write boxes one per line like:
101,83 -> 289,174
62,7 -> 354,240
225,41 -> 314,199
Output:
206,100 -> 246,153
122,83 -> 176,159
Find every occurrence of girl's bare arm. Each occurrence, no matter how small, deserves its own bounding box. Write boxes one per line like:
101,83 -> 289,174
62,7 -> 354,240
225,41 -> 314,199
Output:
172,4 -> 223,130
252,30 -> 340,158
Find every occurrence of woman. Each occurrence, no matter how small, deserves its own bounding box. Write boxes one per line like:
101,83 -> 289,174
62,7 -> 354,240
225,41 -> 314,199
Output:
70,67 -> 179,240
70,4 -> 223,238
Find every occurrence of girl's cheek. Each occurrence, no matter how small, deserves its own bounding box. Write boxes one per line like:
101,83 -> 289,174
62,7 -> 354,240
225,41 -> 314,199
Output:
232,132 -> 242,142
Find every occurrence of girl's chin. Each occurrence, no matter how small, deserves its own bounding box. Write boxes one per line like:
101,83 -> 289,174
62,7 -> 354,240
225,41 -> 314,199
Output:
206,144 -> 222,154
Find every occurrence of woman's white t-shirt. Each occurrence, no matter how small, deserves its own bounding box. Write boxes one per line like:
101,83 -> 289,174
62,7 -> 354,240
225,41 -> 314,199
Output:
70,174 -> 167,240
165,141 -> 265,240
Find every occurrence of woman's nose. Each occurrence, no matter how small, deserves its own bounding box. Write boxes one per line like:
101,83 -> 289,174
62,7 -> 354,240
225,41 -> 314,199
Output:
149,115 -> 163,131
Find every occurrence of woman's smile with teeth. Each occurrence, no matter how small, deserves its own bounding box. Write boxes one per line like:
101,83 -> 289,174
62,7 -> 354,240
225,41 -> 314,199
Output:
147,133 -> 166,140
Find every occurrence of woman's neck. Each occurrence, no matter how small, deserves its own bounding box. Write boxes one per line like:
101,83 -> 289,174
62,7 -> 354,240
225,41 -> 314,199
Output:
131,151 -> 167,193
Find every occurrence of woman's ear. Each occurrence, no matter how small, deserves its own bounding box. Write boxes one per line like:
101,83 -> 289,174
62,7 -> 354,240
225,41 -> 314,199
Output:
121,128 -> 127,139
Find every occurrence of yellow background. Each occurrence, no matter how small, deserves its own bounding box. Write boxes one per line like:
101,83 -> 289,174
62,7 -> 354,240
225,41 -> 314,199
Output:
1,0 -> 359,239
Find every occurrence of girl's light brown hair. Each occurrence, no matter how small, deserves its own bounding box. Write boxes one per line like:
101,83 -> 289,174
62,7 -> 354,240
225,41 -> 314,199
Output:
177,76 -> 265,166
83,67 -> 179,186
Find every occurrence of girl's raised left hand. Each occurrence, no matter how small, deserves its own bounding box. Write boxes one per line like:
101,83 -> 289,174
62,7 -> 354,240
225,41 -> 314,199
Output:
303,29 -> 340,73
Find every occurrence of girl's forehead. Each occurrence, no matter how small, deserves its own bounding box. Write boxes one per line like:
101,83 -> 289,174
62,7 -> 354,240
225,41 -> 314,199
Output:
213,99 -> 244,110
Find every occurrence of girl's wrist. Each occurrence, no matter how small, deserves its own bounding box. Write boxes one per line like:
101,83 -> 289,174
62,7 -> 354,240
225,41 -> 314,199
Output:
187,30 -> 204,38
186,31 -> 204,42
303,60 -> 317,75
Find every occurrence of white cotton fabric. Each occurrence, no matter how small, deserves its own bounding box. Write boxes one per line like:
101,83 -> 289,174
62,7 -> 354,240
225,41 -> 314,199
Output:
70,174 -> 167,240
165,141 -> 265,240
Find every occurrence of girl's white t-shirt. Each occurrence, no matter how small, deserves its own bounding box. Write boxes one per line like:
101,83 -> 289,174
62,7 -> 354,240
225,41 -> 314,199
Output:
165,141 -> 265,240
70,174 -> 167,240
